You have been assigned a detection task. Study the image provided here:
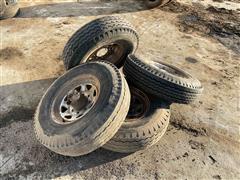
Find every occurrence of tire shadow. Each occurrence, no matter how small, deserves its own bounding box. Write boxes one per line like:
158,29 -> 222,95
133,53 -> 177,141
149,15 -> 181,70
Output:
29,146 -> 130,178
0,78 -> 55,113
17,1 -> 149,18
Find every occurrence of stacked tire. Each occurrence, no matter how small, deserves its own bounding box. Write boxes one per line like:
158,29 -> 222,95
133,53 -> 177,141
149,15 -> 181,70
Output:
34,16 -> 203,156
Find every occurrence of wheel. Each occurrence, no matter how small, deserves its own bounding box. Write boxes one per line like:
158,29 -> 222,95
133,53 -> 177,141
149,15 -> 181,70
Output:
0,0 -> 19,20
145,0 -> 171,8
103,87 -> 170,153
63,16 -> 139,70
34,61 -> 131,157
123,54 -> 203,104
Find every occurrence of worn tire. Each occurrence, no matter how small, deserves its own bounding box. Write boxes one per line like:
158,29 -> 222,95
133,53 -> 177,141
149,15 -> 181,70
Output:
63,16 -> 139,70
123,54 -> 203,104
0,0 -> 19,20
145,0 -> 171,8
104,87 -> 170,153
34,61 -> 131,156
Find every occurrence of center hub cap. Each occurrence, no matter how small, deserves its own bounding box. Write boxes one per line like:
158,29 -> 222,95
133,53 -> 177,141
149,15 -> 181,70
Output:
59,83 -> 98,123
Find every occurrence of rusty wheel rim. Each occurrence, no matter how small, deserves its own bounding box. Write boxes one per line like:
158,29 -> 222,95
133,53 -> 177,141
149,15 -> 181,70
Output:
127,87 -> 150,120
87,43 -> 125,65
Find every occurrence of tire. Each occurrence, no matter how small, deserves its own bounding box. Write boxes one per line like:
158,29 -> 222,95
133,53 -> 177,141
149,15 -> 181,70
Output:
34,61 -> 131,157
63,16 -> 139,70
145,0 -> 171,8
0,0 -> 19,20
104,87 -> 170,153
123,54 -> 203,104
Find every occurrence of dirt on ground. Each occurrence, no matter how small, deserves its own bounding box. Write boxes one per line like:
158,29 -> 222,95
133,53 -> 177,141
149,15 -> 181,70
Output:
0,0 -> 240,179
0,47 -> 24,60
161,1 -> 240,54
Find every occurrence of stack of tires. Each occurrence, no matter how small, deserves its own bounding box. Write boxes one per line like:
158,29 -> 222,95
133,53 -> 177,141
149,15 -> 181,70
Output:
34,16 -> 203,156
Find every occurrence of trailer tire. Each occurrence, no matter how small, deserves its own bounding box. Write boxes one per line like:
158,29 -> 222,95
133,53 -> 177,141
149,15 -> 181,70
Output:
145,0 -> 171,8
123,54 -> 203,104
104,87 -> 170,153
34,61 -> 131,156
0,0 -> 19,20
63,16 -> 139,70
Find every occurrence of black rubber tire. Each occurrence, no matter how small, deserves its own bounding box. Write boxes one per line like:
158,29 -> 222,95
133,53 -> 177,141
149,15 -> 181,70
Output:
63,16 -> 139,70
0,0 -> 19,20
34,61 -> 131,157
123,54 -> 203,104
103,87 -> 170,153
145,0 -> 171,8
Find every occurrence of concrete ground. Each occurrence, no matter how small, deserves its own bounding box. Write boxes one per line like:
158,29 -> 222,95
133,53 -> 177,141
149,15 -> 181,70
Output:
0,0 -> 240,179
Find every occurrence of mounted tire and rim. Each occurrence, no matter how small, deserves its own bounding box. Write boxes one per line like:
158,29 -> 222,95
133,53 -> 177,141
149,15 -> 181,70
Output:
104,87 -> 170,153
0,0 -> 19,20
63,16 -> 139,70
34,61 -> 131,157
123,54 -> 203,104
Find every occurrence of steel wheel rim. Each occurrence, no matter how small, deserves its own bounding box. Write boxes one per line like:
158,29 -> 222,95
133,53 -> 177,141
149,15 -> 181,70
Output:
58,83 -> 98,124
127,88 -> 150,120
150,61 -> 190,78
87,43 -> 125,65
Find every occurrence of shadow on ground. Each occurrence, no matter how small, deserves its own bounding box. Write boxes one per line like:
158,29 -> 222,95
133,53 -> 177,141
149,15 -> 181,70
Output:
17,1 -> 148,18
2,144 -> 129,179
0,78 -> 55,128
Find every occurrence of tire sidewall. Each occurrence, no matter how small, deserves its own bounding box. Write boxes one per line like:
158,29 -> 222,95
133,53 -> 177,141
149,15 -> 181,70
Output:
115,97 -> 170,135
36,63 -> 119,138
0,0 -> 19,19
69,33 -> 138,69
